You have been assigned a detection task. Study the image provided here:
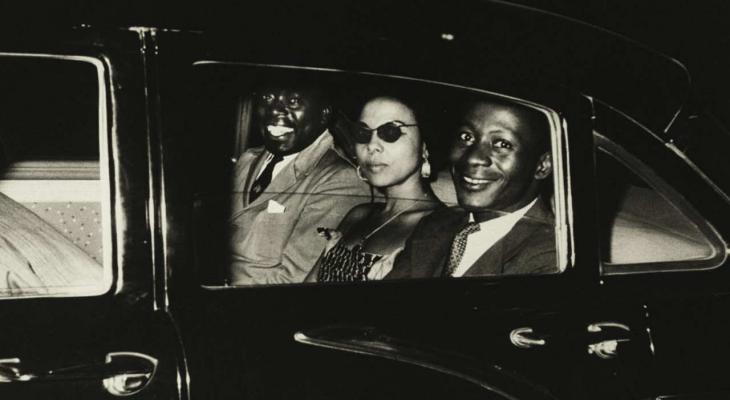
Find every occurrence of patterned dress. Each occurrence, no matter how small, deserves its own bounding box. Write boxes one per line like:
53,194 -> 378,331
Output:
316,242 -> 383,282
314,200 -> 430,282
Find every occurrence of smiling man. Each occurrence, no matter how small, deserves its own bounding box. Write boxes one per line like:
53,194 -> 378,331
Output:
387,99 -> 557,279
228,82 -> 369,285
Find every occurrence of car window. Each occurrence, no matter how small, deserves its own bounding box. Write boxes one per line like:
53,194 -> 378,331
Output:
191,64 -> 567,287
595,139 -> 724,274
0,55 -> 111,298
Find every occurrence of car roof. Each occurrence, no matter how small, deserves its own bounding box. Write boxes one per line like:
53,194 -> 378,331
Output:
3,0 -> 690,137
203,1 -> 690,136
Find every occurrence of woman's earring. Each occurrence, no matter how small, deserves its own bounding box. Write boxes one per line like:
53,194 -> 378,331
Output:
420,145 -> 431,179
420,158 -> 431,179
356,165 -> 368,182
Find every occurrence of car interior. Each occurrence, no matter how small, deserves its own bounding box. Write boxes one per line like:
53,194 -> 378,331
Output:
597,149 -> 717,266
190,64 -> 566,285
0,56 -> 105,296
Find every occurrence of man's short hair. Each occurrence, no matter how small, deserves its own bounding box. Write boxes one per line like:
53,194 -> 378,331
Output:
252,71 -> 332,105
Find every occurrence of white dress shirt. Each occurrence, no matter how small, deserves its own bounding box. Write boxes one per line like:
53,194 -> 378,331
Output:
451,198 -> 538,277
255,152 -> 297,181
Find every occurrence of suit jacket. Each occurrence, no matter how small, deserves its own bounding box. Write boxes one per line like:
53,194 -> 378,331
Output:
229,132 -> 371,285
387,198 -> 558,279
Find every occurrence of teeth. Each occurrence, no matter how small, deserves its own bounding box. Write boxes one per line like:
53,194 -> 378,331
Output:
267,125 -> 294,137
463,176 -> 491,184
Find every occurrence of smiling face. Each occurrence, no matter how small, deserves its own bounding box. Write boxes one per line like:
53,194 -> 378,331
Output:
255,87 -> 330,156
450,101 -> 552,217
355,97 -> 422,189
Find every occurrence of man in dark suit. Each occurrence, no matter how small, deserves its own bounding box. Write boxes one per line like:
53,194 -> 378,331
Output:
228,82 -> 370,285
387,99 -> 557,278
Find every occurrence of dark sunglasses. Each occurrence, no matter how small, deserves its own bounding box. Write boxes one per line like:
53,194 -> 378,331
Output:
353,122 -> 418,144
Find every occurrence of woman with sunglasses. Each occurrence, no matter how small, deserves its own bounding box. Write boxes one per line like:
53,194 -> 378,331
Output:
306,96 -> 442,282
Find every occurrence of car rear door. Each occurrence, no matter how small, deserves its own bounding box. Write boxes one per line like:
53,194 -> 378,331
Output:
588,104 -> 730,399
0,28 -> 184,399
155,24 -> 609,398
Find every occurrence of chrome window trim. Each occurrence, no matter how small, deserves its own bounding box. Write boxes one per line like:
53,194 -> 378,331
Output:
194,62 -> 572,288
0,52 -> 113,299
594,132 -> 727,276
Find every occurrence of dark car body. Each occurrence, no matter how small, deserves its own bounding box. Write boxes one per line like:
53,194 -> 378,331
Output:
0,1 -> 728,399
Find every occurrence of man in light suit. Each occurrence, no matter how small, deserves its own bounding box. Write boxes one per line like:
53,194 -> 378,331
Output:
228,83 -> 370,285
388,99 -> 557,279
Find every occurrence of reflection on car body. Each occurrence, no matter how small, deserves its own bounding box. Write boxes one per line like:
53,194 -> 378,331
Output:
0,1 -> 729,399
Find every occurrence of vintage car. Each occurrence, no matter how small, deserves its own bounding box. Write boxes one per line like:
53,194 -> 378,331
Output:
0,1 -> 728,399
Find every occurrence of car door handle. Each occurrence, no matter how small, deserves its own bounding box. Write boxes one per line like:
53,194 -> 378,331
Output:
0,358 -> 34,383
587,322 -> 630,334
587,322 -> 631,360
509,327 -> 546,349
0,352 -> 157,396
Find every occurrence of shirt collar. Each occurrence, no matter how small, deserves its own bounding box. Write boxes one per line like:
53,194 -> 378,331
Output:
263,152 -> 297,163
468,197 -> 538,226
263,130 -> 333,178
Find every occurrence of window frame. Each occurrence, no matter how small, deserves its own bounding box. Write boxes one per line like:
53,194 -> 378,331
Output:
0,52 -> 113,299
594,132 -> 727,276
192,62 -> 574,289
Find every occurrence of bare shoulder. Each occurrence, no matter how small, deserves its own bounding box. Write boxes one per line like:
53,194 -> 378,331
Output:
337,202 -> 381,231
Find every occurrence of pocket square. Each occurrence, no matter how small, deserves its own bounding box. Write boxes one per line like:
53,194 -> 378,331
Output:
267,199 -> 286,214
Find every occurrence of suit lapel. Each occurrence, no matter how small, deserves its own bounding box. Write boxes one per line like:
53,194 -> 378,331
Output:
243,132 -> 335,210
464,197 -> 554,276
464,239 -> 506,276
500,199 -> 554,264
411,234 -> 451,278
242,151 -> 271,209
411,209 -> 467,278
520,196 -> 554,226
499,218 -> 543,264
248,160 -> 297,207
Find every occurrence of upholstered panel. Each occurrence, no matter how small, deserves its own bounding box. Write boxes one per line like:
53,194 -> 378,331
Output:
0,161 -> 103,262
431,169 -> 458,206
23,201 -> 103,263
603,185 -> 715,265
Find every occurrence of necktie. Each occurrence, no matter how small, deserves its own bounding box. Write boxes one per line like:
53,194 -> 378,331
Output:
444,222 -> 481,277
249,154 -> 283,203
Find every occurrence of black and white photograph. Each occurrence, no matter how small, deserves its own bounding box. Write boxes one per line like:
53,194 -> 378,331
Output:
0,1 -> 729,398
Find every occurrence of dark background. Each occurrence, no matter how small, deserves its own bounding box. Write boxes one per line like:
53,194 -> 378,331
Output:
509,0 -> 730,127
4,0 -> 728,127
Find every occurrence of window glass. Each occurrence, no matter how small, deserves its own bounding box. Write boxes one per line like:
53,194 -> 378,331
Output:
192,64 -> 563,287
0,56 -> 109,298
596,146 -> 721,271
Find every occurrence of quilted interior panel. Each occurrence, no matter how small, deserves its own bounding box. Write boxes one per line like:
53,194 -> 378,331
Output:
23,201 -> 103,263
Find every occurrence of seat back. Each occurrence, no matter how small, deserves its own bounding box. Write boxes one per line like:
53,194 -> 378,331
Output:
0,160 -> 102,263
